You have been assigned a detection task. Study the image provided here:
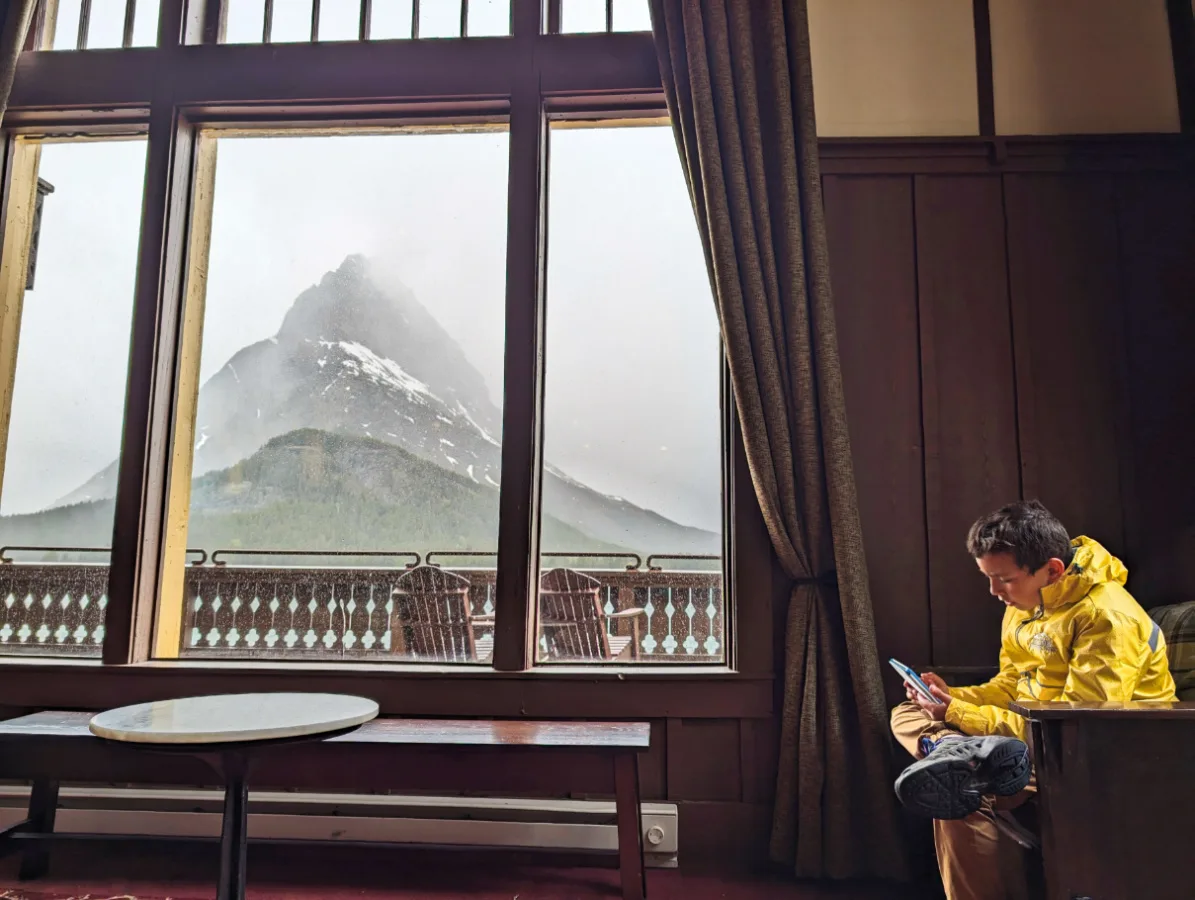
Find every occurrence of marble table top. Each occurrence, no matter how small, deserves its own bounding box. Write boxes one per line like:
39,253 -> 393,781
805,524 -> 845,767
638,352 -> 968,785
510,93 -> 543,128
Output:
89,693 -> 379,745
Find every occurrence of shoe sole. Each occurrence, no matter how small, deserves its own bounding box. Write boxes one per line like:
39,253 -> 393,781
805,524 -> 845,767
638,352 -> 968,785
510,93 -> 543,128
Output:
984,738 -> 1033,797
896,739 -> 1031,820
896,759 -> 986,820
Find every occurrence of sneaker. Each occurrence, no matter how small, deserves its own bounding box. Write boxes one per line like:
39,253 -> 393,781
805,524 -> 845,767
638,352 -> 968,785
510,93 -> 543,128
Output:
894,735 -> 1031,820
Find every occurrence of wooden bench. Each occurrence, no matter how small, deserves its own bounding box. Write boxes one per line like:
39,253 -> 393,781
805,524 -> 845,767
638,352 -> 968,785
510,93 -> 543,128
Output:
0,712 -> 651,900
1012,700 -> 1195,900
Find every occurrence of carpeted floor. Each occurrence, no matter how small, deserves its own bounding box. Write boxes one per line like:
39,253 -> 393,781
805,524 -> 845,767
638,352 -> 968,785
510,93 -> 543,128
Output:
0,841 -> 940,899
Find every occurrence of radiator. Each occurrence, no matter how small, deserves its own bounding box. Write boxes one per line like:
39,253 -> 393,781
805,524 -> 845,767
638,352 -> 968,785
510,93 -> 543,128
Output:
0,788 -> 679,868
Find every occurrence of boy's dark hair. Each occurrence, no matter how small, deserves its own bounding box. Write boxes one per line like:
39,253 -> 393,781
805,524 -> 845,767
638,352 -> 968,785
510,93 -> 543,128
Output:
966,500 -> 1074,572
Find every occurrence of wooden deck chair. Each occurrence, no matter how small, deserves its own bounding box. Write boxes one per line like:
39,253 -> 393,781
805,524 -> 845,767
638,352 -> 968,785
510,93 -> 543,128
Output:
538,567 -> 645,662
391,565 -> 494,663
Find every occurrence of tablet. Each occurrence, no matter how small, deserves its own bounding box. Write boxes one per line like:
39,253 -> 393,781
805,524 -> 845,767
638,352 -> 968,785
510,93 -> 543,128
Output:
889,658 -> 938,704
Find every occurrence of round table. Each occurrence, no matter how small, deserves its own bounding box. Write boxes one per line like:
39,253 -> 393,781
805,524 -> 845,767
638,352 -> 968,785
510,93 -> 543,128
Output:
89,693 -> 379,900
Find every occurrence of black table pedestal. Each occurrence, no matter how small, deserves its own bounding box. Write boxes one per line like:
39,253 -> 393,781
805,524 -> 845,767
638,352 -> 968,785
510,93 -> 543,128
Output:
215,751 -> 251,900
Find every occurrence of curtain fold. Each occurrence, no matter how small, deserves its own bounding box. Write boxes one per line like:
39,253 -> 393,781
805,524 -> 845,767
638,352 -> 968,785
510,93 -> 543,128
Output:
648,0 -> 908,880
0,0 -> 35,127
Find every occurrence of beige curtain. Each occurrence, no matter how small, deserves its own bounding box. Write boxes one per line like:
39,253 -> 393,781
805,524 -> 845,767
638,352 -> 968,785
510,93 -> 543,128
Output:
649,0 -> 907,880
0,0 -> 35,126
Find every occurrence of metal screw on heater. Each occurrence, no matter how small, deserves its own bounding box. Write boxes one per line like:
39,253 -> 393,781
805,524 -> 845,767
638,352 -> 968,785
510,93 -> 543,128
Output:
646,825 -> 666,846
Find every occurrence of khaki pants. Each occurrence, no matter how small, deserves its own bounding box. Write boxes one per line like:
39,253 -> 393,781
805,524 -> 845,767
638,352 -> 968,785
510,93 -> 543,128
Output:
890,702 -> 1036,900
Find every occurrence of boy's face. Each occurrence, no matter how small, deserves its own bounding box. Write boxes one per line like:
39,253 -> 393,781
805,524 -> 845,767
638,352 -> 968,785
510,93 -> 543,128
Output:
975,552 -> 1064,611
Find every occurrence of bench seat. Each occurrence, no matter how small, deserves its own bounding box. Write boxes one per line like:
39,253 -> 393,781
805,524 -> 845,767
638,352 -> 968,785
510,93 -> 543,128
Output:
0,711 -> 651,900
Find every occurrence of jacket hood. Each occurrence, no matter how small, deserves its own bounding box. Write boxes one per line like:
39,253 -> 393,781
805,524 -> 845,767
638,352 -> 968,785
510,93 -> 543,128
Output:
1040,536 -> 1127,611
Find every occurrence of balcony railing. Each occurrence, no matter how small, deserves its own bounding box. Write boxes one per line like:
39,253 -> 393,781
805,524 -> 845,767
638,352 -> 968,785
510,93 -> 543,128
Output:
0,549 -> 724,664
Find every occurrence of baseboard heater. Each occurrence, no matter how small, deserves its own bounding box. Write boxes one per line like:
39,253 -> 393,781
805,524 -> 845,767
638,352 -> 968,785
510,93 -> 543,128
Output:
0,787 -> 678,868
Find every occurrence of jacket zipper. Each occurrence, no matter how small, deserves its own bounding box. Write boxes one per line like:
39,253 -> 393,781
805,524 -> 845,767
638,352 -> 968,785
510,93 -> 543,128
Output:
1015,604 -> 1045,695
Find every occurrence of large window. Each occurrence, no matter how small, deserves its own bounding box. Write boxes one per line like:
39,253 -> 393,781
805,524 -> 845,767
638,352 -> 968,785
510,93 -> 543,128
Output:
154,129 -> 510,662
0,0 -> 746,689
536,124 -> 723,664
0,138 -> 147,656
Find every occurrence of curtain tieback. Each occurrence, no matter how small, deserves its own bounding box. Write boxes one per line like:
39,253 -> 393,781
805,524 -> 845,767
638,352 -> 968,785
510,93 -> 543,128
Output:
792,570 -> 837,589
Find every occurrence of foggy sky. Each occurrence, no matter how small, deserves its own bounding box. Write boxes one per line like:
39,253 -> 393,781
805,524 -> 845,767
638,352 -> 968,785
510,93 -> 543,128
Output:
3,0 -> 720,535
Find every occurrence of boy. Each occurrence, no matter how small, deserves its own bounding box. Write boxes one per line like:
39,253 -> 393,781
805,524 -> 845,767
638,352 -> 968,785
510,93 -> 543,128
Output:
891,500 -> 1175,900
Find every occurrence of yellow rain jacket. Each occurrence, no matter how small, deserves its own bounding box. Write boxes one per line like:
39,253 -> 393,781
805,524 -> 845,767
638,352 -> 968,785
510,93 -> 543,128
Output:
945,536 -> 1176,742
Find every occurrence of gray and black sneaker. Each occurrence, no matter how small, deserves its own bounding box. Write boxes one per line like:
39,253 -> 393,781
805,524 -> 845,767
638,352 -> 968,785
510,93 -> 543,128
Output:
894,734 -> 1031,820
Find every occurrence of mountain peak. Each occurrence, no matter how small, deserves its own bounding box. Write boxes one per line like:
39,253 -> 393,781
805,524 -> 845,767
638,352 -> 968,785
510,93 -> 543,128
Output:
274,255 -> 497,426
326,253 -> 370,283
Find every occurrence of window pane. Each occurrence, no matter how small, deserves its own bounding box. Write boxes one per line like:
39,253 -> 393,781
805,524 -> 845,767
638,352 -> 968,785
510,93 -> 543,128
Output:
537,124 -> 724,665
271,0 -> 314,42
418,0 -> 462,38
466,0 -> 510,37
611,0 -> 649,32
225,0 -> 266,43
318,0 -> 361,41
155,130 -> 509,664
561,0 -> 606,33
86,0 -> 127,48
131,0 -> 159,46
50,0 -> 84,49
0,139 -> 147,657
370,0 -> 414,39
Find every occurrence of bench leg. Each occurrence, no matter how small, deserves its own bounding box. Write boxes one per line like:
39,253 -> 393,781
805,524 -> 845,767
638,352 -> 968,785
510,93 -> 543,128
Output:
18,778 -> 58,881
217,751 -> 250,900
614,753 -> 646,900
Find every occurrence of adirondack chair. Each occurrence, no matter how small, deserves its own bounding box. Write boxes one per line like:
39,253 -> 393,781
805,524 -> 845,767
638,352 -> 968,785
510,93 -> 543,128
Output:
538,567 -> 646,662
391,565 -> 494,663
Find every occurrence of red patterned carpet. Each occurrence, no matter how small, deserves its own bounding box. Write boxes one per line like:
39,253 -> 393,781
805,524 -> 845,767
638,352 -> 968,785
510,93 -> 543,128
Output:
0,842 -> 939,899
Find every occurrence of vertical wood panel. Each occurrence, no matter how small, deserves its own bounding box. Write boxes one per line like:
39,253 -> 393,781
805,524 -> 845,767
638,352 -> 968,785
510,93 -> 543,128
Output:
1005,174 -> 1126,552
915,175 -> 1020,667
1116,172 -> 1195,605
638,719 -> 667,800
737,716 -> 778,805
664,719 -> 741,802
823,175 -> 930,671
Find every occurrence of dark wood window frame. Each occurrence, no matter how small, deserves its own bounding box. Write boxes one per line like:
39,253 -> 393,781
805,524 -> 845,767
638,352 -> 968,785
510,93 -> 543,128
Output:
0,0 -> 775,720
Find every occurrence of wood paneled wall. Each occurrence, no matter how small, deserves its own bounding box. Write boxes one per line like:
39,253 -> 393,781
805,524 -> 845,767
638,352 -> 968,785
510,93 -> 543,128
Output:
645,137 -> 1195,872
824,140 -> 1195,683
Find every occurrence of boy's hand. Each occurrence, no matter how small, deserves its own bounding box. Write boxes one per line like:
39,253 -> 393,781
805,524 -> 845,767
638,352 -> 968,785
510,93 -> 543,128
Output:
908,672 -> 952,721
921,672 -> 950,696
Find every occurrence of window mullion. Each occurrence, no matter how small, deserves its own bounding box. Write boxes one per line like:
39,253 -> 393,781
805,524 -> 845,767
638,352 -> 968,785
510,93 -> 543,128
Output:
492,0 -> 547,672
103,0 -> 194,664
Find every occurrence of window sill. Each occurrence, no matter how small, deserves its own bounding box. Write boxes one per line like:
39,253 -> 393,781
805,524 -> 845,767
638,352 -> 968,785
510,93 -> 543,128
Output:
0,657 -> 774,719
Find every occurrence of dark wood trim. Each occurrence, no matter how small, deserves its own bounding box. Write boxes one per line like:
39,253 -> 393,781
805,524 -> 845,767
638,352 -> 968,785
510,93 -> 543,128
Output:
103,103 -> 188,665
971,0 -> 994,136
200,0 -> 226,46
359,0 -> 372,42
912,176 -> 942,664
731,394 -> 771,677
104,2 -> 193,665
492,0 -> 546,673
1012,700 -> 1195,721
7,32 -> 662,112
816,135 -> 1195,175
0,662 -> 773,718
1167,0 -> 1195,131
122,0 -> 138,49
77,0 -> 92,51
